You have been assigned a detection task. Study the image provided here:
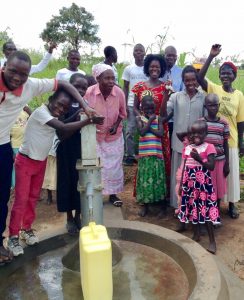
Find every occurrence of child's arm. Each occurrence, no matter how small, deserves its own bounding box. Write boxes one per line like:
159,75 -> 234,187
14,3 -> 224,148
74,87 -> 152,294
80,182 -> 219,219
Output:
57,80 -> 96,118
223,139 -> 230,177
176,131 -> 188,142
136,116 -> 151,136
133,95 -> 141,117
63,109 -> 83,123
150,116 -> 164,138
198,44 -> 222,92
190,149 -> 215,171
161,92 -> 174,123
49,115 -> 104,141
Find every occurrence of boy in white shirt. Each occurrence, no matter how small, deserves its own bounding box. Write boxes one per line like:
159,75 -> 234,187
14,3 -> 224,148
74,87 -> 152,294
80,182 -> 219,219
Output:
56,49 -> 86,81
0,50 -> 95,263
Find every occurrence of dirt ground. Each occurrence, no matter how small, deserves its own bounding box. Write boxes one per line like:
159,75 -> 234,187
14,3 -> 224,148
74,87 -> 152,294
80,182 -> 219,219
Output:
6,165 -> 244,281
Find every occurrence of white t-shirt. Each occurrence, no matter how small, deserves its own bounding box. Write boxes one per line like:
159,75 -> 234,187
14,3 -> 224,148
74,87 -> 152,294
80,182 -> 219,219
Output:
0,78 -> 56,145
56,68 -> 86,81
19,104 -> 56,161
122,64 -> 147,106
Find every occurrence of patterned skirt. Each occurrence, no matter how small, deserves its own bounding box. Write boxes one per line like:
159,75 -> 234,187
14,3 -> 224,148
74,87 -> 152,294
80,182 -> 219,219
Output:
178,166 -> 220,224
136,156 -> 167,204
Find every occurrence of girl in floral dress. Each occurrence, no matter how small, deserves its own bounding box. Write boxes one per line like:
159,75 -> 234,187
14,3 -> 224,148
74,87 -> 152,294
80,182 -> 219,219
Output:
178,120 -> 220,254
135,91 -> 167,217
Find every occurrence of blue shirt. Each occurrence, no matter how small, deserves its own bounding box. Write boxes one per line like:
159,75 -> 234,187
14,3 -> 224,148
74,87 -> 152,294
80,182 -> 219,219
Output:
161,65 -> 184,92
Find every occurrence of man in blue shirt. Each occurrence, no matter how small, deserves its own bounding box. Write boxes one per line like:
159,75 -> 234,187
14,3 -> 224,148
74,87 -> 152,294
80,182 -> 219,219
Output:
161,46 -> 183,142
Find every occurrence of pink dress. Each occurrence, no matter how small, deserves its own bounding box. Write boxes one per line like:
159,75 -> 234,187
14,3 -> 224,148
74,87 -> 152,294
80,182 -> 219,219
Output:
178,142 -> 220,224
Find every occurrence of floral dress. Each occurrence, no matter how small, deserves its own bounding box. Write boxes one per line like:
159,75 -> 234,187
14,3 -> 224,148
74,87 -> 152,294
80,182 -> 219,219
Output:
178,143 -> 220,224
132,81 -> 171,191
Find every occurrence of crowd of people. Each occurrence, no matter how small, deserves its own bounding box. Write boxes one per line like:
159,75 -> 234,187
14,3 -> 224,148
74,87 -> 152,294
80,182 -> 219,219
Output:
0,40 -> 243,264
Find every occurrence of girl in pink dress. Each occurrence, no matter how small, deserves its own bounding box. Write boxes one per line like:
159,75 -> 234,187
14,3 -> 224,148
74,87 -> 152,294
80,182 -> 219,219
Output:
178,120 -> 220,254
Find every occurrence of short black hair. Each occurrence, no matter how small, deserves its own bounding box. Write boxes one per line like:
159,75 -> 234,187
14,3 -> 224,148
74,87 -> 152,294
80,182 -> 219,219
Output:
143,54 -> 166,77
104,46 -> 116,58
182,65 -> 198,81
68,49 -> 80,56
141,95 -> 154,107
7,51 -> 31,66
69,73 -> 86,84
85,75 -> 97,87
48,87 -> 73,103
2,41 -> 16,51
192,119 -> 208,133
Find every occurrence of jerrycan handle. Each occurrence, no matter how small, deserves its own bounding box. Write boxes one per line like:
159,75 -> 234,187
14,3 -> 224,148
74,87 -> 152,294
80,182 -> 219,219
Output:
89,222 -> 99,239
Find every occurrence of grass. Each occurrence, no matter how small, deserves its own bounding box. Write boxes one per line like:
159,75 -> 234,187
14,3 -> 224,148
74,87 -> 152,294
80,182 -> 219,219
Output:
28,54 -> 244,109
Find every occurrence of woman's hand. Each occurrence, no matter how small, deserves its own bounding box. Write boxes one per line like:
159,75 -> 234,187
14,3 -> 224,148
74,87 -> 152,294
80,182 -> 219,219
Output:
190,148 -> 201,162
84,106 -> 97,118
109,124 -> 118,135
148,114 -> 156,123
210,44 -> 222,58
90,116 -> 104,125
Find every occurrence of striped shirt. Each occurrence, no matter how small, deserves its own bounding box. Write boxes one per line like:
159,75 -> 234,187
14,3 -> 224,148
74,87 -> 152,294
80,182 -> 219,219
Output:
138,116 -> 163,159
202,117 -> 230,160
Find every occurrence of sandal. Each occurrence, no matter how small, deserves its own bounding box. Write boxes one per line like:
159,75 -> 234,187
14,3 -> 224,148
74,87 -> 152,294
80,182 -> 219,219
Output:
66,219 -> 79,235
228,205 -> 239,219
0,246 -> 13,266
109,195 -> 123,207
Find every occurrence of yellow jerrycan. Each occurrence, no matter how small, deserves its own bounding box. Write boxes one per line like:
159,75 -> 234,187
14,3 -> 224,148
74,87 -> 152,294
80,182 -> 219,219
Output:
79,221 -> 113,300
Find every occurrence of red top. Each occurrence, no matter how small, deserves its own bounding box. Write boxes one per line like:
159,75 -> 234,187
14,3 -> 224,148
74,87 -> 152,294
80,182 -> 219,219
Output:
132,81 -> 166,115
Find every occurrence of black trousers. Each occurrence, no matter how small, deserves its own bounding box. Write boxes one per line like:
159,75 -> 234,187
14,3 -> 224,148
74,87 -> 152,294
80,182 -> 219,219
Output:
0,143 -> 13,246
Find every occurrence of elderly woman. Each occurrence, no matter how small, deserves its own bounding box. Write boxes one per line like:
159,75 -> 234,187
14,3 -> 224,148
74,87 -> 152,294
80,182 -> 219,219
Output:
198,44 -> 244,219
85,64 -> 127,207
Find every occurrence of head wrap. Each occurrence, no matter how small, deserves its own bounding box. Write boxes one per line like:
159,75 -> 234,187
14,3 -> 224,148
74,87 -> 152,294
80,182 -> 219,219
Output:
92,63 -> 113,79
141,90 -> 153,98
220,62 -> 238,76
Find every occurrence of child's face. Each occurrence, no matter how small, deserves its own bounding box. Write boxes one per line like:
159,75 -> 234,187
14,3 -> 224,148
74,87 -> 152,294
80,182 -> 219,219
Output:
72,78 -> 88,97
142,100 -> 155,117
49,92 -> 71,118
183,72 -> 197,94
3,57 -> 30,90
3,42 -> 17,58
205,95 -> 219,117
68,53 -> 81,70
191,124 -> 206,146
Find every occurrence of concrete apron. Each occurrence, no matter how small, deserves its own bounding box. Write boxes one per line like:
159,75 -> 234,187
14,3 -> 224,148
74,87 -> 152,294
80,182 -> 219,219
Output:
1,207 -> 244,299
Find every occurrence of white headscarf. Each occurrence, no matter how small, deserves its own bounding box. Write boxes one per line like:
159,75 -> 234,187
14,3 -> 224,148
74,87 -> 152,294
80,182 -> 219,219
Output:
92,63 -> 113,79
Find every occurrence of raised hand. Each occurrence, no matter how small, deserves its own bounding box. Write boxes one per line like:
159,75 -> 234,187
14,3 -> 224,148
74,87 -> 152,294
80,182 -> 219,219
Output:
210,44 -> 222,58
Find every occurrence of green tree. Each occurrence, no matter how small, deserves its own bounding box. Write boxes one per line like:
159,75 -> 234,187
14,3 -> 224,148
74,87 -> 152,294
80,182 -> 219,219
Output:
40,3 -> 101,52
0,28 -> 12,52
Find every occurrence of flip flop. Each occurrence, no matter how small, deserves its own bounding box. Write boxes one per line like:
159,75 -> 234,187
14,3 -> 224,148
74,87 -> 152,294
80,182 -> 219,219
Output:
0,246 -> 13,266
109,196 -> 123,207
66,220 -> 79,235
228,206 -> 239,219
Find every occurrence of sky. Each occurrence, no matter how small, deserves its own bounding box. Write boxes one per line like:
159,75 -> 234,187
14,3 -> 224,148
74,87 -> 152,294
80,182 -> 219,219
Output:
0,0 -> 244,63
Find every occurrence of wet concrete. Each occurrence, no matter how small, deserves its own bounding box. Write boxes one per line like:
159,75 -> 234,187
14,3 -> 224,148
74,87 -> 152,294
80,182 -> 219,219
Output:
0,240 -> 188,300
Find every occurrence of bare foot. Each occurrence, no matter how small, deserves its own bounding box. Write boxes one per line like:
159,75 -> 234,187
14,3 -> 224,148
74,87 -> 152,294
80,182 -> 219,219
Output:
138,205 -> 148,217
176,223 -> 186,233
192,234 -> 201,242
157,209 -> 167,219
207,242 -> 216,254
